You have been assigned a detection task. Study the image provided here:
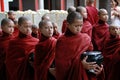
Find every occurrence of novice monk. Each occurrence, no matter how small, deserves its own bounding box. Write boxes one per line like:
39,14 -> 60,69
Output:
102,22 -> 120,80
8,11 -> 19,37
86,0 -> 98,25
34,20 -> 57,80
92,9 -> 109,51
52,22 -> 61,39
61,6 -> 76,33
31,24 -> 39,38
6,17 -> 39,80
76,6 -> 93,38
55,12 -> 103,80
0,18 -> 14,80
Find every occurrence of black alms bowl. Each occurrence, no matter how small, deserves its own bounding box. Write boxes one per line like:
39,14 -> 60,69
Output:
81,51 -> 104,74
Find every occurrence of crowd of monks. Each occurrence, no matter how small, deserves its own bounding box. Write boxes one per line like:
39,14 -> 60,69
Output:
0,0 -> 120,80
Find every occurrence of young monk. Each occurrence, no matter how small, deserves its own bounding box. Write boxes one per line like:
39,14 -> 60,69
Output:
0,18 -> 14,80
52,22 -> 61,39
55,11 -> 103,80
41,14 -> 50,21
76,6 -> 93,38
92,9 -> 109,51
31,24 -> 39,38
102,21 -> 120,80
61,6 -> 76,33
86,0 -> 98,25
8,11 -> 19,37
34,20 -> 56,80
6,17 -> 39,80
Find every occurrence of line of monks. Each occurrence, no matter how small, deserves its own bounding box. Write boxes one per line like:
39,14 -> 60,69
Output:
0,0 -> 120,80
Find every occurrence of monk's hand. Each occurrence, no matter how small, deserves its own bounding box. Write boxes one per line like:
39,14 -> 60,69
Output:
93,64 -> 103,75
81,56 -> 97,70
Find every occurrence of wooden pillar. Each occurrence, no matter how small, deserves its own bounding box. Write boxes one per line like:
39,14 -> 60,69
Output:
79,0 -> 85,6
35,0 -> 39,11
99,0 -> 111,24
19,0 -> 23,11
60,0 -> 65,10
1,0 -> 4,11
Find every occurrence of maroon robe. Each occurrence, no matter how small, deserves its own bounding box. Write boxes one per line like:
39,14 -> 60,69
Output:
92,20 -> 109,51
81,19 -> 93,38
86,6 -> 98,25
55,28 -> 100,80
62,20 -> 67,33
13,26 -> 19,37
102,35 -> 120,80
31,32 -> 39,38
34,34 -> 56,80
6,32 -> 39,80
0,32 -> 14,80
53,32 -> 61,39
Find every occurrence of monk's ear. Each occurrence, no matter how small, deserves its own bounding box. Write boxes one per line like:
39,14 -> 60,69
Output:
66,22 -> 70,28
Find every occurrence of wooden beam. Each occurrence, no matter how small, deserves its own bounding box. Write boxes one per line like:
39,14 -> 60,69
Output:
19,0 -> 23,11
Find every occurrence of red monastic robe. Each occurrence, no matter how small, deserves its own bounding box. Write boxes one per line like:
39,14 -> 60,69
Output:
31,32 -> 39,38
55,28 -> 100,80
0,32 -> 14,80
102,35 -> 120,80
86,6 -> 98,25
6,32 -> 39,80
34,34 -> 56,80
13,26 -> 19,37
53,32 -> 61,39
92,20 -> 109,51
81,19 -> 93,38
62,20 -> 67,33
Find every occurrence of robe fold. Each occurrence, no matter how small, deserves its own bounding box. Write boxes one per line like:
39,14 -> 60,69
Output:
55,28 -> 99,80
0,32 -> 14,80
92,20 -> 109,51
86,6 -> 98,25
34,34 -> 56,80
102,35 -> 120,80
81,19 -> 93,38
6,32 -> 39,80
62,20 -> 67,33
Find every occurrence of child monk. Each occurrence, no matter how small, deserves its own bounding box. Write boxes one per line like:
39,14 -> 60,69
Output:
8,11 -> 19,37
61,6 -> 76,33
92,9 -> 109,51
102,21 -> 120,80
76,6 -> 93,38
6,17 -> 39,80
55,11 -> 103,80
34,20 -> 56,80
0,18 -> 14,80
52,22 -> 61,39
31,24 -> 39,38
86,0 -> 98,25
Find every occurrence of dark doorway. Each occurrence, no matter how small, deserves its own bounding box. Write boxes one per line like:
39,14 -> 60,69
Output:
9,0 -> 19,11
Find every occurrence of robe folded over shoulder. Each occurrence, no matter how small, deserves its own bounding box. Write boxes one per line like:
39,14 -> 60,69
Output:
34,34 -> 56,80
53,32 -> 61,39
62,20 -> 67,33
13,27 -> 19,37
81,19 -> 93,38
92,20 -> 109,51
6,33 -> 39,80
55,29 -> 102,80
0,32 -> 14,80
86,6 -> 98,25
102,35 -> 120,80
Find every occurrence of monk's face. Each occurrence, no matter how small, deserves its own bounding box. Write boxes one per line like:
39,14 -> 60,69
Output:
109,26 -> 120,36
68,19 -> 83,34
2,20 -> 14,34
99,10 -> 108,22
19,20 -> 32,35
40,22 -> 53,37
80,8 -> 87,19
